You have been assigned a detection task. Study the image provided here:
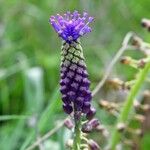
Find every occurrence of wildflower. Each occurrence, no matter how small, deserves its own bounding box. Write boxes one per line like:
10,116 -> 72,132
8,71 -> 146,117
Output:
49,11 -> 95,120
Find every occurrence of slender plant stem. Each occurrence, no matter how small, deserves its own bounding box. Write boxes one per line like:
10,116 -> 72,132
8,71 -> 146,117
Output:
73,115 -> 81,150
92,32 -> 134,96
0,115 -> 30,121
26,119 -> 67,150
108,60 -> 150,150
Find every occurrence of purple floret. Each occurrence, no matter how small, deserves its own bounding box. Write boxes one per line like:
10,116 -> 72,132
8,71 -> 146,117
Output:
49,11 -> 94,43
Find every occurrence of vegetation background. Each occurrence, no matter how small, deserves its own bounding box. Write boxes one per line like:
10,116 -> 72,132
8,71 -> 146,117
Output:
0,0 -> 150,149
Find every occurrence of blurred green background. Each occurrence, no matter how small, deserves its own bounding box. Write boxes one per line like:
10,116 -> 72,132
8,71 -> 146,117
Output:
0,0 -> 150,150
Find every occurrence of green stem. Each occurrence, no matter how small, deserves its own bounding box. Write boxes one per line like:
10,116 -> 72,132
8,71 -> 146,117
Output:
109,60 -> 150,150
73,116 -> 81,150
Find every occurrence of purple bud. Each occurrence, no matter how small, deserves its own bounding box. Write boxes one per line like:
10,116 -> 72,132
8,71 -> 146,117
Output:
82,78 -> 90,86
88,139 -> 100,150
60,85 -> 68,94
82,102 -> 91,113
82,118 -> 100,133
64,119 -> 74,129
86,107 -> 96,120
83,12 -> 88,17
76,97 -> 84,106
89,119 -> 100,128
88,17 -> 94,22
67,91 -> 76,100
60,79 -> 65,86
82,123 -> 93,133
84,93 -> 92,102
63,104 -> 73,114
71,82 -> 79,91
62,95 -> 71,104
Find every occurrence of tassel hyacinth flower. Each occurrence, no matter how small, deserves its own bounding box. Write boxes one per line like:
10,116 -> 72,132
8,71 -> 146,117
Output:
50,11 -> 96,149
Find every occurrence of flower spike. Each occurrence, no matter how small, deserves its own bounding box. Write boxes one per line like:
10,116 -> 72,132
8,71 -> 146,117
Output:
49,11 -> 95,120
49,11 -> 98,149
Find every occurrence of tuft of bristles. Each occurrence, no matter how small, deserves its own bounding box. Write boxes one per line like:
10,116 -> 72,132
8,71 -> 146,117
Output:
49,11 -> 94,43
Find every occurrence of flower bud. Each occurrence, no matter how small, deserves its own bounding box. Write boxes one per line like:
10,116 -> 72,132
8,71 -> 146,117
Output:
63,104 -> 73,114
88,139 -> 100,150
64,118 -> 74,129
89,118 -> 100,128
82,123 -> 93,133
82,119 -> 100,133
86,107 -> 96,120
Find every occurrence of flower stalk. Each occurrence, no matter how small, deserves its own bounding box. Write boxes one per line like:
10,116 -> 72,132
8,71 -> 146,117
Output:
73,116 -> 82,150
108,59 -> 150,150
49,11 -> 96,150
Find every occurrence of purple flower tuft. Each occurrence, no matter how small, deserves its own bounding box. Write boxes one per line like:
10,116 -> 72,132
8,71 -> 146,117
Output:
49,11 -> 94,43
